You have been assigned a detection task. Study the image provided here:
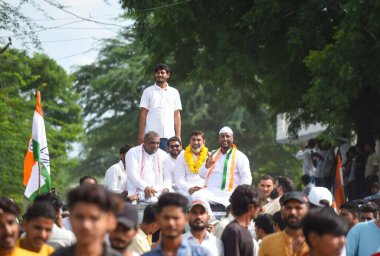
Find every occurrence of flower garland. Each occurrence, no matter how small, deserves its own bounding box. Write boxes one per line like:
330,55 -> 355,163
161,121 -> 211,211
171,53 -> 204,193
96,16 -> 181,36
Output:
184,145 -> 208,174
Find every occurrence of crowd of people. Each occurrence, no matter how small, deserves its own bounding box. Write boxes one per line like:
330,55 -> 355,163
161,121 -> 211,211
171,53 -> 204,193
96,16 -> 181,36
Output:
1,63 -> 380,255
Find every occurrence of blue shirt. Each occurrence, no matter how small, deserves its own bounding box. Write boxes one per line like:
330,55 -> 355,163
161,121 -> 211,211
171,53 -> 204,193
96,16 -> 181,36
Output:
346,220 -> 380,256
142,237 -> 209,256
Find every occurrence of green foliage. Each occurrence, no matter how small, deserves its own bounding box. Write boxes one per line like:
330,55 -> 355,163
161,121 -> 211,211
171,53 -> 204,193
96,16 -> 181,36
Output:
120,0 -> 380,143
0,49 -> 82,203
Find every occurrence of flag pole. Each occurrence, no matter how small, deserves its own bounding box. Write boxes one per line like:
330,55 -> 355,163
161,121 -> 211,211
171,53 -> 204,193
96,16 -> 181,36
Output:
38,161 -> 41,195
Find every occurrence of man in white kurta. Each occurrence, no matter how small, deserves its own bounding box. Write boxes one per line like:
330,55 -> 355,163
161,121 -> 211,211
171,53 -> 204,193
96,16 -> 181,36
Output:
104,145 -> 132,195
174,131 -> 208,200
192,127 -> 252,207
126,131 -> 170,202
162,137 -> 183,189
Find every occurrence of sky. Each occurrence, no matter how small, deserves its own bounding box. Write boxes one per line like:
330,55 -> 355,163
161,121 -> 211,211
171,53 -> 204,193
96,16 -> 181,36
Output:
3,0 -> 129,73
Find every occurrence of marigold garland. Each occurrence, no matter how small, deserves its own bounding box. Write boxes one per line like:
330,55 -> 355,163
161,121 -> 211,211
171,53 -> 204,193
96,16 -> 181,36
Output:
184,145 -> 208,174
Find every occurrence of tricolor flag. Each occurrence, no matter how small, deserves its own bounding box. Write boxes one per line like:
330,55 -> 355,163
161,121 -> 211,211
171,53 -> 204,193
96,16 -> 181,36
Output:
23,91 -> 51,200
334,150 -> 345,209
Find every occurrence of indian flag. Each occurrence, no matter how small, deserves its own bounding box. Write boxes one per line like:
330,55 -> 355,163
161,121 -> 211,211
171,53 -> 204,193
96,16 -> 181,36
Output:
23,91 -> 51,200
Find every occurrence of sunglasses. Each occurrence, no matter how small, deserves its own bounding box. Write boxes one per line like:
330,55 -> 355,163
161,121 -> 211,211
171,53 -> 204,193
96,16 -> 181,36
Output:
169,145 -> 181,148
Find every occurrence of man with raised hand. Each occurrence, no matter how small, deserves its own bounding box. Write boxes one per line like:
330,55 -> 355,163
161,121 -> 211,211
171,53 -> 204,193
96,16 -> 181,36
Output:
193,126 -> 252,207
126,131 -> 170,203
174,130 -> 208,200
138,63 -> 182,152
0,197 -> 34,256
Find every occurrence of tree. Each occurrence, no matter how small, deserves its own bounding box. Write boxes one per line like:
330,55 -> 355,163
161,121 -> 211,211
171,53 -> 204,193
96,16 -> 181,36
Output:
0,49 -> 82,202
74,35 -> 300,181
120,0 -> 380,143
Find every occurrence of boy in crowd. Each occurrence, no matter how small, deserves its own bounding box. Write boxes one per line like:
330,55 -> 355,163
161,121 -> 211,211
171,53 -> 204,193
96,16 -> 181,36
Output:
0,197 -> 34,256
339,202 -> 360,230
52,185 -> 122,256
109,203 -> 139,256
143,193 -> 208,255
302,207 -> 347,256
221,185 -> 263,256
130,204 -> 159,254
17,202 -> 55,255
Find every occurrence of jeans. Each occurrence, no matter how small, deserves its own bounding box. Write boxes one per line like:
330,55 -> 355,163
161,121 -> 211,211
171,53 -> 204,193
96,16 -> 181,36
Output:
159,138 -> 168,152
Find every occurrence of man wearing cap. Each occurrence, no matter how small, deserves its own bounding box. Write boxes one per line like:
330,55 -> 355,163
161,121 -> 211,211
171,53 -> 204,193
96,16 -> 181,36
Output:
183,199 -> 223,256
193,126 -> 252,207
109,203 -> 139,256
259,191 -> 310,256
174,130 -> 208,200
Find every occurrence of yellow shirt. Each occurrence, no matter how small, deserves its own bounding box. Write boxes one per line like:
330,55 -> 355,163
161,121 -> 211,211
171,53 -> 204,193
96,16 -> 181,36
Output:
2,247 -> 38,256
259,231 -> 309,256
16,239 -> 55,256
129,228 -> 152,254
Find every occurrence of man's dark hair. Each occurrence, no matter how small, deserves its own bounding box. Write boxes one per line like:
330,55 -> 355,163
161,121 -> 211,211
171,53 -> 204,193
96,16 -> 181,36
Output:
276,176 -> 294,193
340,201 -> 361,217
34,192 -> 63,212
258,175 -> 275,183
120,144 -> 132,155
255,214 -> 274,235
371,182 -> 380,190
230,185 -> 263,217
360,202 -> 378,215
301,175 -> 311,186
0,197 -> 20,217
303,207 -> 348,248
79,176 -> 97,186
272,211 -> 286,231
67,185 -> 119,213
167,137 -> 182,147
307,139 -> 316,148
142,204 -> 158,224
24,202 -> 56,222
190,130 -> 205,140
157,193 -> 188,213
154,63 -> 170,73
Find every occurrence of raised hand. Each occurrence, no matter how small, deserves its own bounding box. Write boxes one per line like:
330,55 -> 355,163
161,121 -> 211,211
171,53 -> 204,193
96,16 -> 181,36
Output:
205,151 -> 215,169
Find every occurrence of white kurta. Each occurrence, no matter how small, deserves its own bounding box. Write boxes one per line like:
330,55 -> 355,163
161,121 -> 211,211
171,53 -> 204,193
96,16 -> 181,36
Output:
104,160 -> 127,194
193,148 -> 252,206
162,154 -> 176,186
126,145 -> 170,200
174,151 -> 206,198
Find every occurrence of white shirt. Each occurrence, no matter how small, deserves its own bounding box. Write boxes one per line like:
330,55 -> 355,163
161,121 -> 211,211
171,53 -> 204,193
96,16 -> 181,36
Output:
126,145 -> 170,195
199,148 -> 252,189
174,151 -> 206,191
183,231 -> 224,256
104,160 -> 127,194
295,149 -> 315,176
47,223 -> 76,249
139,84 -> 182,139
163,154 -> 177,187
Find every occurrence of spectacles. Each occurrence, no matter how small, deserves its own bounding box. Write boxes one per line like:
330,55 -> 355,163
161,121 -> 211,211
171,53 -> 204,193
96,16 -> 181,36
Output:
169,145 -> 180,148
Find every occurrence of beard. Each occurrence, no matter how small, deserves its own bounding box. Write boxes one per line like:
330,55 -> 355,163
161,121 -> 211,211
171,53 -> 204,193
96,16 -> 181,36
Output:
191,146 -> 202,153
169,149 -> 180,158
189,219 -> 206,231
284,215 -> 302,229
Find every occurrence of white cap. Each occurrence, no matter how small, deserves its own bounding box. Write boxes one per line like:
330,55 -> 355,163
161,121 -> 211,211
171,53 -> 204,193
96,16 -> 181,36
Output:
219,126 -> 233,135
308,187 -> 333,207
189,198 -> 215,220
